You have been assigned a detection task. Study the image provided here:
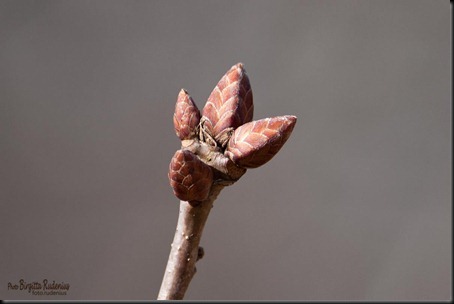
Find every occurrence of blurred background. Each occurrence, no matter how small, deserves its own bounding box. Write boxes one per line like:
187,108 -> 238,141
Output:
0,0 -> 450,301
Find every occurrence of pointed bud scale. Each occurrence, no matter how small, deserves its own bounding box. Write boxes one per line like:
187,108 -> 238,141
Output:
202,63 -> 254,143
173,89 -> 201,140
225,115 -> 297,168
168,149 -> 213,202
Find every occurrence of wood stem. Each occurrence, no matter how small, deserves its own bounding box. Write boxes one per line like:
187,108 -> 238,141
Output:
157,184 -> 224,300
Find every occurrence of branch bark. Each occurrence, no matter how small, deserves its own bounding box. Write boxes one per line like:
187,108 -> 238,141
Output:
157,184 -> 224,300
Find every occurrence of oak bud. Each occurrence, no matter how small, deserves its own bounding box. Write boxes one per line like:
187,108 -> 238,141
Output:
201,63 -> 254,145
225,115 -> 297,168
173,89 -> 201,140
168,149 -> 213,202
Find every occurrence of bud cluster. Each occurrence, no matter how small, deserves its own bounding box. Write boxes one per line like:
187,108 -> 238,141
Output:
169,63 -> 297,202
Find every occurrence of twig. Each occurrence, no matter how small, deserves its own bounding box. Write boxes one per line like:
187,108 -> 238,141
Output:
157,184 -> 223,300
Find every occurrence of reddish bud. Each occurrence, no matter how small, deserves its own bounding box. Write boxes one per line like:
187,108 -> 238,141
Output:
225,115 -> 297,168
173,89 -> 201,140
201,63 -> 254,143
168,149 -> 213,202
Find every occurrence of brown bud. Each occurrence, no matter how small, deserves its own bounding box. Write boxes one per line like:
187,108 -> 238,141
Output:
225,115 -> 297,168
168,149 -> 213,202
173,89 -> 201,140
201,63 -> 254,145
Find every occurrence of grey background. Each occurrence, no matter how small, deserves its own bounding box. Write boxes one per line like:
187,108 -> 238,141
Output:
0,0 -> 451,301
